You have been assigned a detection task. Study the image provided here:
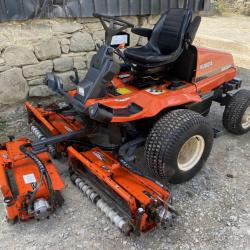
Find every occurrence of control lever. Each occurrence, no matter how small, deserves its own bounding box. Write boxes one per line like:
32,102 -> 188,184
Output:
46,73 -> 87,113
46,73 -> 63,93
70,68 -> 80,85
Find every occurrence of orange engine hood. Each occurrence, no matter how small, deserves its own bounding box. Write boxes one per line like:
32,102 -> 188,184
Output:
195,47 -> 235,82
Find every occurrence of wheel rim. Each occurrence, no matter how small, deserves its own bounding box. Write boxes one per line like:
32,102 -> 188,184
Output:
241,106 -> 250,129
177,135 -> 205,172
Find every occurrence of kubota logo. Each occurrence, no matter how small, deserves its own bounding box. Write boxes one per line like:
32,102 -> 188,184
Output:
200,61 -> 213,70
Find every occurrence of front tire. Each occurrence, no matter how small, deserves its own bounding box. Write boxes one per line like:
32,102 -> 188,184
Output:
223,89 -> 250,134
145,109 -> 214,184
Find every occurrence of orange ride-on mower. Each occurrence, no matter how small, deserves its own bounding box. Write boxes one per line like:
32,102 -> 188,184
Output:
1,8 -> 250,235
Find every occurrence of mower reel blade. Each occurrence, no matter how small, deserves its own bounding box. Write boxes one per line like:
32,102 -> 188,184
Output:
68,146 -> 173,234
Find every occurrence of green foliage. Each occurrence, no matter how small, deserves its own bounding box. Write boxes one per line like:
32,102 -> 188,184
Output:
212,0 -> 226,15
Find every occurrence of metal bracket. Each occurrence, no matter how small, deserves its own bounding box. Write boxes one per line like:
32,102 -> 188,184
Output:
70,68 -> 80,85
118,137 -> 145,162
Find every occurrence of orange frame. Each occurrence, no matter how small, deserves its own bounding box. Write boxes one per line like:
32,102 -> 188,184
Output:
68,146 -> 171,232
0,138 -> 64,221
22,46 -> 238,232
66,47 -> 237,123
25,103 -> 171,232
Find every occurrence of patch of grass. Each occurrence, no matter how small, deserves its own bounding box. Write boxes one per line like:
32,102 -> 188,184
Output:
212,0 -> 228,15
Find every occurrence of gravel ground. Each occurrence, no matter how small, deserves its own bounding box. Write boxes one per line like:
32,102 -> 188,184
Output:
0,16 -> 249,250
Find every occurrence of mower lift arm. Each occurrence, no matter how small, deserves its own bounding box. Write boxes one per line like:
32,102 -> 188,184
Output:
31,129 -> 88,154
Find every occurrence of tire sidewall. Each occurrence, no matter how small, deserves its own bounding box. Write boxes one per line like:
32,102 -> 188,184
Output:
237,99 -> 250,133
223,89 -> 250,135
163,123 -> 213,184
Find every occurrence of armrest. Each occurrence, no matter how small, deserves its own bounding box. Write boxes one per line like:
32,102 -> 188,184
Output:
131,27 -> 153,39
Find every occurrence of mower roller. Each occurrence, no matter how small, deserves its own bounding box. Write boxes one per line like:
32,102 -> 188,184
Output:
1,8 -> 250,235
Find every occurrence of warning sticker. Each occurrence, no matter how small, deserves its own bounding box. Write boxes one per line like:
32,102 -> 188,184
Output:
23,174 -> 36,184
116,88 -> 132,95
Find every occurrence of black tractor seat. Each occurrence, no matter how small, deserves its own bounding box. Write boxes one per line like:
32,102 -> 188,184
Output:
124,8 -> 197,68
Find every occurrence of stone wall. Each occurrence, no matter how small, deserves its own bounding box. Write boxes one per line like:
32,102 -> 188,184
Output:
234,0 -> 250,15
0,16 -> 157,105
219,0 -> 250,15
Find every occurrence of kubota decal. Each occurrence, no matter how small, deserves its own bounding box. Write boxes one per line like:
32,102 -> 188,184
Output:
93,151 -> 107,162
197,64 -> 234,82
199,61 -> 213,70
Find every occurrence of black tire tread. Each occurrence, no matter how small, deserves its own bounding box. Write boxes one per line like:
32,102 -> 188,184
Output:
223,89 -> 250,134
145,109 -> 213,181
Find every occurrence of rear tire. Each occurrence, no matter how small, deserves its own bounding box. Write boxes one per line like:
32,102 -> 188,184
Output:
223,89 -> 250,134
145,109 -> 214,184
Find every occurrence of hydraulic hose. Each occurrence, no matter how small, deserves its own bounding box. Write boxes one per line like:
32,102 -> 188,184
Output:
20,144 -> 56,208
20,144 -> 46,174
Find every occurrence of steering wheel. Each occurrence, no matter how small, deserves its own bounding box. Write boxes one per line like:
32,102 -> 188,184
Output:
93,13 -> 134,34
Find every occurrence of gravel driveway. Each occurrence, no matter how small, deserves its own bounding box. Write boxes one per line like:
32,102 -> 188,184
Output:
0,15 -> 249,250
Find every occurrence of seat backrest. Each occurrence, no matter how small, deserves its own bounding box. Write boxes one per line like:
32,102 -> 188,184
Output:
150,8 -> 192,55
186,16 -> 202,44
